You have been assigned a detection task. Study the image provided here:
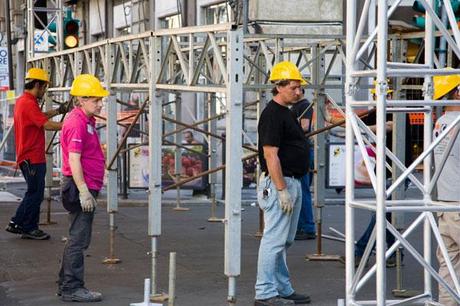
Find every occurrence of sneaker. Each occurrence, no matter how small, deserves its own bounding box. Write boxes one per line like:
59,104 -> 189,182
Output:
5,221 -> 23,234
294,230 -> 316,240
21,229 -> 50,240
282,292 -> 311,304
61,288 -> 102,302
255,296 -> 295,306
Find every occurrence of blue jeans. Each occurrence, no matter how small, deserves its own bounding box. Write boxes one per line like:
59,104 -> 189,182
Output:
296,174 -> 315,234
58,208 -> 96,292
255,175 -> 302,300
308,146 -> 314,187
11,162 -> 46,232
355,212 -> 395,257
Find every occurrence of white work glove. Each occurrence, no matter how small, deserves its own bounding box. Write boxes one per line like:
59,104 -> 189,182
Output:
77,184 -> 97,212
277,189 -> 293,214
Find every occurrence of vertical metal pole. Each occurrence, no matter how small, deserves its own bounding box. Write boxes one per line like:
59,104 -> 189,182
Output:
391,37 -> 412,297
306,44 -> 340,261
5,0 -> 14,90
104,42 -> 121,265
242,0 -> 249,34
56,0 -> 63,52
423,0 -> 435,297
224,28 -> 243,305
43,94 -> 54,225
27,0 -> 33,60
275,38 -> 283,63
345,0 -> 357,304
149,0 -> 155,30
208,93 -> 221,222
368,0 -> 376,101
173,92 -> 188,211
255,55 -> 267,238
168,252 -> 176,306
149,35 -> 163,297
375,1 -> 388,305
313,44 -> 326,255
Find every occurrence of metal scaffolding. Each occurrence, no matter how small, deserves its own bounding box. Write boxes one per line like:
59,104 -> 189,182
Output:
344,0 -> 460,305
26,29 -> 348,305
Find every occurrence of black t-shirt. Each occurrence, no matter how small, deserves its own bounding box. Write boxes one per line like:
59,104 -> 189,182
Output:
361,109 -> 393,150
361,109 -> 393,177
258,100 -> 309,178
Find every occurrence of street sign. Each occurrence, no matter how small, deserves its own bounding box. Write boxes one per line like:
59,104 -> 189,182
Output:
33,30 -> 49,52
0,47 -> 9,91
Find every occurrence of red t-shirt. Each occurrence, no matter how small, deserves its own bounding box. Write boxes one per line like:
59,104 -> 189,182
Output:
14,92 -> 48,165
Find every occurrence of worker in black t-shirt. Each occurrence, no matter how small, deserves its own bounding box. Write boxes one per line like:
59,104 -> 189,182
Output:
254,61 -> 311,306
290,90 -> 316,240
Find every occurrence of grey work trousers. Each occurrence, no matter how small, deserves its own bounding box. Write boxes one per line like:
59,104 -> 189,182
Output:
438,212 -> 460,306
58,209 -> 95,293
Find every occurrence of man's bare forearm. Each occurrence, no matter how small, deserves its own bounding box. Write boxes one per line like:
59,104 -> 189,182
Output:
69,153 -> 86,187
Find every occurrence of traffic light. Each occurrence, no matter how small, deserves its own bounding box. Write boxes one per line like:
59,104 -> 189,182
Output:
48,9 -> 80,49
63,9 -> 79,49
412,0 -> 460,29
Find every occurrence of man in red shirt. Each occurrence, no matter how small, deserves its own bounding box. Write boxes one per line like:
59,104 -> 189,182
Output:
58,74 -> 108,303
5,68 -> 64,240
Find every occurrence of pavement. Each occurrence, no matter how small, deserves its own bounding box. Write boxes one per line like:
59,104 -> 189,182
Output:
0,181 -> 437,306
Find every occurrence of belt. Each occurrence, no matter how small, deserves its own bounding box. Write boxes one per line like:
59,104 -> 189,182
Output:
262,171 -> 302,180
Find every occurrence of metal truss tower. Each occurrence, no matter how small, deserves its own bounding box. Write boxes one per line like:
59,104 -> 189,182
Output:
27,0 -> 64,59
345,0 -> 460,305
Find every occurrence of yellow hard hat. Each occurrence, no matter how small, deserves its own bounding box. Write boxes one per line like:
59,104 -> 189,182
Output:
269,61 -> 307,85
25,67 -> 49,83
70,74 -> 109,97
370,79 -> 393,95
433,73 -> 460,100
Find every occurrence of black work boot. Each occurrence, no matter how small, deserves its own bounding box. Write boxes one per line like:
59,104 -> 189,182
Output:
282,292 -> 311,304
21,229 -> 50,240
5,221 -> 23,234
61,288 -> 103,302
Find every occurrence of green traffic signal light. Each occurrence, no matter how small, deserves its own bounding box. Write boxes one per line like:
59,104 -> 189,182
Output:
64,19 -> 79,48
63,10 -> 79,49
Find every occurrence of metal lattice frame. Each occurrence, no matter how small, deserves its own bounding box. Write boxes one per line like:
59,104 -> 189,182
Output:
27,0 -> 64,59
27,19 -> 350,304
344,0 -> 460,305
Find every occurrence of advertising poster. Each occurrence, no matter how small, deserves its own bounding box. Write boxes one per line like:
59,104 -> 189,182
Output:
129,144 -> 207,189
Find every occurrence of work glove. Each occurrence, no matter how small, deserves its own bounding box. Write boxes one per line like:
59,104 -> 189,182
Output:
57,101 -> 71,115
277,189 -> 293,214
77,184 -> 97,212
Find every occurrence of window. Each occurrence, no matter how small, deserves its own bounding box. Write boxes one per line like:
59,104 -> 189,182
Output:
204,2 -> 231,25
160,14 -> 182,29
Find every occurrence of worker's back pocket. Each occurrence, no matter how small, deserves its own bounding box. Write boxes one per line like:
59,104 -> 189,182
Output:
61,176 -> 81,213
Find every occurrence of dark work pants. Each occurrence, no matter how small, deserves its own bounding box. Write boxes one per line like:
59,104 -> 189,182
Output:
11,162 -> 46,232
58,207 -> 96,293
355,212 -> 395,257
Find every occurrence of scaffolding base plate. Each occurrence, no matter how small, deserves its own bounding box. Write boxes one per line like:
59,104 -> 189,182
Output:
305,254 -> 341,261
102,257 -> 122,264
173,207 -> 190,211
39,221 -> 57,226
208,217 -> 223,222
150,293 -> 168,302
392,289 -> 420,298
